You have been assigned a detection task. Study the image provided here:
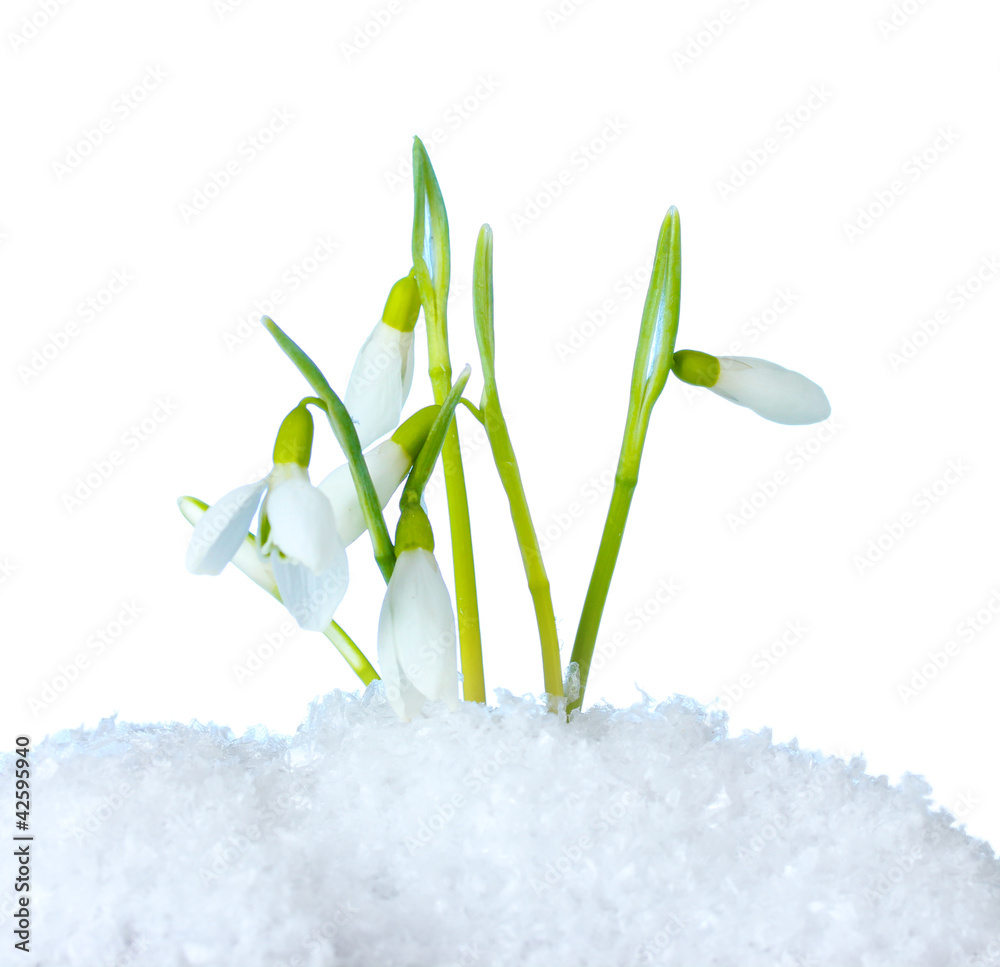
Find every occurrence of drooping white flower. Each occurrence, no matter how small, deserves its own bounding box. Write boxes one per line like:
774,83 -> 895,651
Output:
377,547 -> 459,721
344,274 -> 420,448
178,496 -> 277,595
671,350 -> 830,425
316,405 -> 436,546
184,478 -> 268,577
183,404 -> 350,632
260,463 -> 350,631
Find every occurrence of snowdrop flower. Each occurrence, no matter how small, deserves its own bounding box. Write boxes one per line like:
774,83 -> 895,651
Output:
317,405 -> 436,546
377,508 -> 459,721
671,350 -> 830,425
344,273 -> 421,448
184,404 -> 349,631
178,496 -> 278,596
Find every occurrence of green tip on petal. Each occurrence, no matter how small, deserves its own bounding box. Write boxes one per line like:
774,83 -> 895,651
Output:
177,495 -> 209,522
273,404 -> 314,468
390,405 -> 439,460
395,505 -> 435,553
671,349 -> 721,388
382,273 -> 421,333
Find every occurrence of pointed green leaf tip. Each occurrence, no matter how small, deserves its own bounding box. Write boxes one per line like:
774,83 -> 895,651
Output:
382,273 -> 421,333
671,349 -> 720,387
390,405 -> 439,461
473,224 -> 496,383
632,207 -> 682,411
410,137 -> 451,312
272,404 -> 314,467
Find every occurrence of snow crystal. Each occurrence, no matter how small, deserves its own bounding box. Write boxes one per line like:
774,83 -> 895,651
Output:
4,690 -> 999,966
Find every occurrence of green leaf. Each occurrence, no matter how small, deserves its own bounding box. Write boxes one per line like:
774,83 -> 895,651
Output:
631,207 -> 682,411
261,316 -> 396,582
410,137 -> 451,323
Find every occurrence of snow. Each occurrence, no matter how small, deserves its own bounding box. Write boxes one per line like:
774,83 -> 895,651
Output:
5,690 -> 999,966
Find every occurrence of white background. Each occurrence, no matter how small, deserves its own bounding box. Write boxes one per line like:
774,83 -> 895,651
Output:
4,0 -> 999,848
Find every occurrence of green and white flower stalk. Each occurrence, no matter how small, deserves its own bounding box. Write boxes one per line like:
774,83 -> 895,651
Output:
411,139 -> 485,704
377,506 -> 459,721
671,350 -> 830,425
345,273 -> 421,448
180,138 -> 835,726
375,364 -> 470,720
185,403 -> 350,632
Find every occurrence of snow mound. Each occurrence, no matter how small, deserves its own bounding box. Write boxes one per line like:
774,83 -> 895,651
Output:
6,690 -> 1000,966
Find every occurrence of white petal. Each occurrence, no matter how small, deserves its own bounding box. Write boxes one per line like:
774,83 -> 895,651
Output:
179,496 -> 277,594
317,440 -> 411,546
264,467 -> 342,573
271,551 -> 349,631
711,356 -> 831,425
376,548 -> 459,720
184,479 -> 267,575
344,322 -> 414,448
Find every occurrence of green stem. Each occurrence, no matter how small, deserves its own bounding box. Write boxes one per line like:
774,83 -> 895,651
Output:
459,397 -> 485,423
484,407 -> 564,700
262,316 -> 396,583
472,225 -> 563,701
411,137 -> 485,704
322,622 -> 380,685
567,208 -> 682,716
566,422 -> 644,713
